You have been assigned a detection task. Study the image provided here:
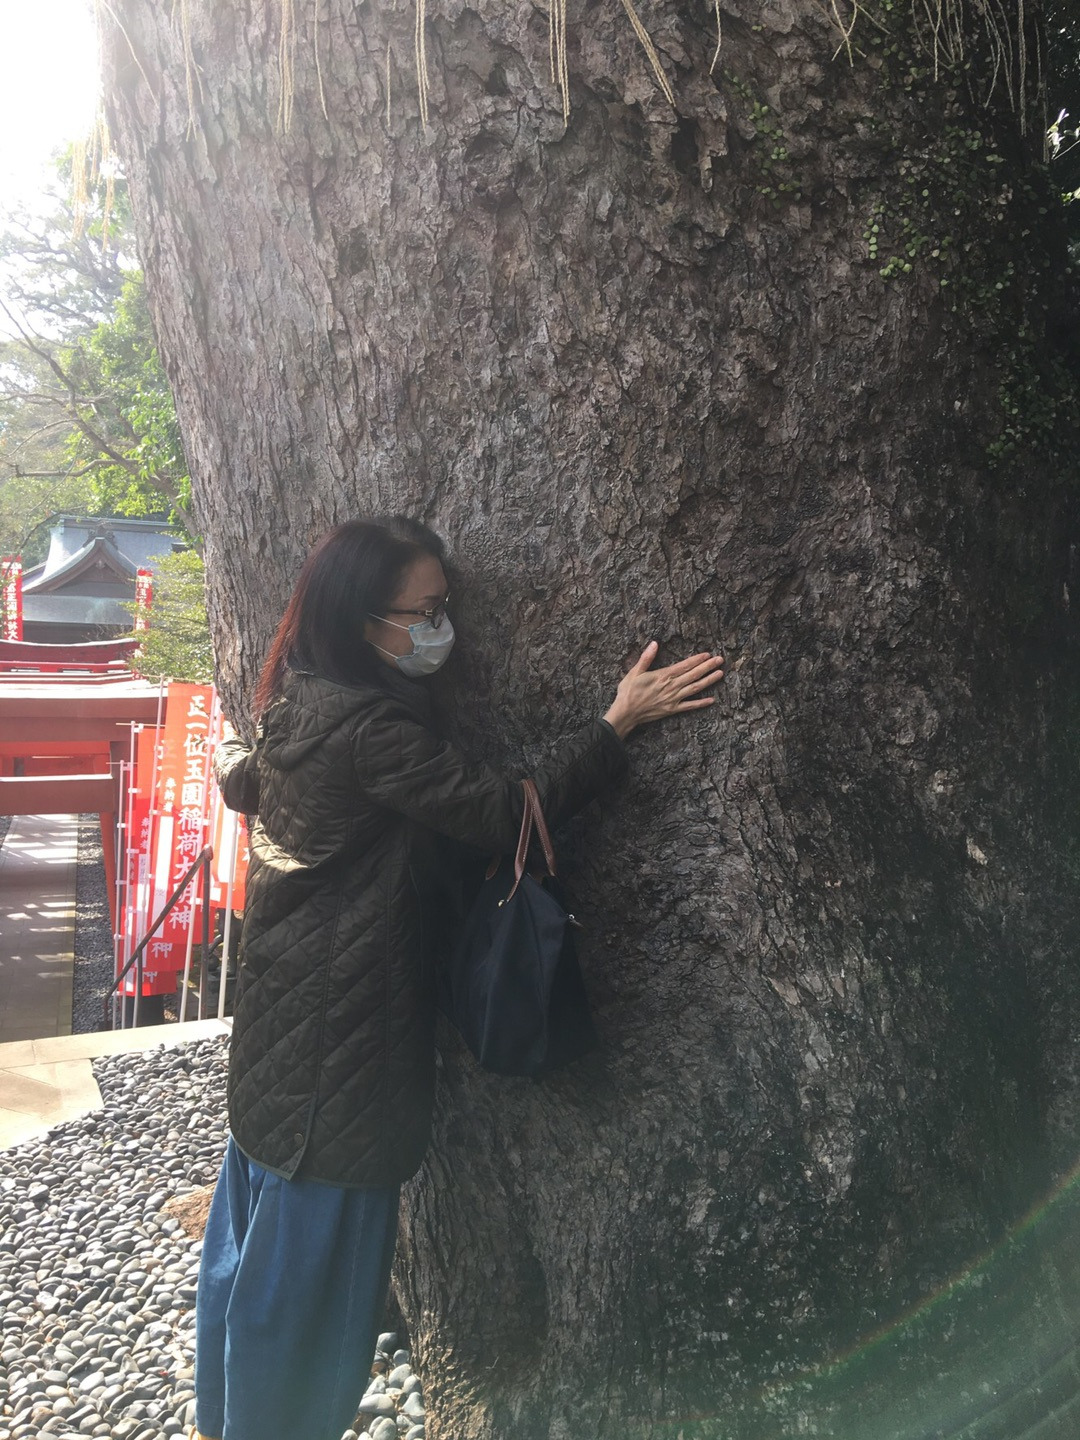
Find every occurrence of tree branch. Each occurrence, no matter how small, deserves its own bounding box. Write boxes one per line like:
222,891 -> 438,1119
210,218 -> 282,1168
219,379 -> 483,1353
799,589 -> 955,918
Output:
0,305 -> 147,483
1,464 -> 101,481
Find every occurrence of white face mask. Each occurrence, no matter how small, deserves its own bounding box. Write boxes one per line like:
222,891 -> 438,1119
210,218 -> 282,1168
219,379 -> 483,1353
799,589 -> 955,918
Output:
372,615 -> 456,676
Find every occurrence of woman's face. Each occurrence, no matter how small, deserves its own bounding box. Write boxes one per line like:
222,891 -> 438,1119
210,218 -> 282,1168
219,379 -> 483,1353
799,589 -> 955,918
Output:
364,553 -> 450,662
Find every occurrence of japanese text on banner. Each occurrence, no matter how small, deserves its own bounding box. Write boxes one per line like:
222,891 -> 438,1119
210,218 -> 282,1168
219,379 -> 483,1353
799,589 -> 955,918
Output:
1,557 -> 23,642
147,682 -> 213,973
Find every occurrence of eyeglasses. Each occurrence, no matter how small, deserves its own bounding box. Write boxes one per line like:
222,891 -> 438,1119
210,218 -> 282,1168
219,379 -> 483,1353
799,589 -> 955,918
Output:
381,593 -> 451,629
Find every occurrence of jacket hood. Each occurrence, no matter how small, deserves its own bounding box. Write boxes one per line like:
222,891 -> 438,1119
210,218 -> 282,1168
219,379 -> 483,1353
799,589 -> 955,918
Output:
259,669 -> 435,772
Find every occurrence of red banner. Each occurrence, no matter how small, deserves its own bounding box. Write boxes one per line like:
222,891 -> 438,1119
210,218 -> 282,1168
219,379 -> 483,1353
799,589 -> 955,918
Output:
144,682 -> 213,978
115,737 -> 139,993
1,557 -> 23,642
118,725 -> 162,996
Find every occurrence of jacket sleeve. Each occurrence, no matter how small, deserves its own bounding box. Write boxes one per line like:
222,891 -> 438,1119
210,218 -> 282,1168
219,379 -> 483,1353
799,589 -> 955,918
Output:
350,712 -> 628,851
213,737 -> 261,815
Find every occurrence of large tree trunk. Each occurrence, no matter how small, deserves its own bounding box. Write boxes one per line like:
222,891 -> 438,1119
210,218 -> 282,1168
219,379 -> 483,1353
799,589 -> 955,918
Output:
101,1 -> 1080,1434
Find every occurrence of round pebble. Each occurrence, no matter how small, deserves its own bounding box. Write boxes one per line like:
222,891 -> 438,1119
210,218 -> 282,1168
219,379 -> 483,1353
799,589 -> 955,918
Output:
358,1394 -> 396,1418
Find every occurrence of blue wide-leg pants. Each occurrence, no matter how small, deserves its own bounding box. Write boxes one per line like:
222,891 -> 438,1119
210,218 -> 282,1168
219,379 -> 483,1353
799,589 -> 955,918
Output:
194,1136 -> 400,1440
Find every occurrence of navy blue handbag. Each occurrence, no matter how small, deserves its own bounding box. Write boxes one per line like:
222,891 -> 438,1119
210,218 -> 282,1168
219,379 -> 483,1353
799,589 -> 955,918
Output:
446,779 -> 598,1077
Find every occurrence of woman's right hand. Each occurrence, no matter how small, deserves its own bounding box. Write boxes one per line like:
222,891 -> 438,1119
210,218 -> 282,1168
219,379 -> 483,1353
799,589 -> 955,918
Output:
603,641 -> 725,740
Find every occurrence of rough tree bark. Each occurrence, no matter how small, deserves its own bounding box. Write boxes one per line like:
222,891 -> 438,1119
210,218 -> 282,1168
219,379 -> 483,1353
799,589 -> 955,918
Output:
100,0 -> 1080,1434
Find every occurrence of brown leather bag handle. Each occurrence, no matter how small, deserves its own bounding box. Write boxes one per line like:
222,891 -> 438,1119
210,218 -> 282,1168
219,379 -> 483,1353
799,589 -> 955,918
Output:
486,781 -> 535,882
500,780 -> 556,904
522,779 -> 556,877
511,782 -> 535,889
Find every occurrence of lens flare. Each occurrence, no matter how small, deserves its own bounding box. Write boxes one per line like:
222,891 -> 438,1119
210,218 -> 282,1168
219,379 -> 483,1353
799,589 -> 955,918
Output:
645,1157 -> 1080,1437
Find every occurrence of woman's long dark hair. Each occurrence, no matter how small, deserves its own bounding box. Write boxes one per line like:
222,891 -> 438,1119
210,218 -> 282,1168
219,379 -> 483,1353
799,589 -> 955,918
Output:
254,517 -> 446,716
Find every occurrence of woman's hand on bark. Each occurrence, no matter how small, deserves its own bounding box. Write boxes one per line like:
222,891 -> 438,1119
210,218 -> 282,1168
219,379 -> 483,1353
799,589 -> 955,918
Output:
604,641 -> 725,739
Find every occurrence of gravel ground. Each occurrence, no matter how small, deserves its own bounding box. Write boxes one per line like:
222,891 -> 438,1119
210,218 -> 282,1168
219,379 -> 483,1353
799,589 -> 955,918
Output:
0,1038 -> 225,1440
0,1036 -> 426,1440
0,815 -> 11,849
73,815 -> 115,1035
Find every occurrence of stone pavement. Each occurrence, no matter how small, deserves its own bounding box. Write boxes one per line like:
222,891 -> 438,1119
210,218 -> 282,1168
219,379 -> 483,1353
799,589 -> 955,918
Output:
0,1018 -> 231,1150
0,812 -> 79,1045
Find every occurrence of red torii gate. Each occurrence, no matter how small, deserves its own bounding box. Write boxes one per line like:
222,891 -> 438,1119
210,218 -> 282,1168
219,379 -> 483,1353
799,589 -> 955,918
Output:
0,653 -> 162,916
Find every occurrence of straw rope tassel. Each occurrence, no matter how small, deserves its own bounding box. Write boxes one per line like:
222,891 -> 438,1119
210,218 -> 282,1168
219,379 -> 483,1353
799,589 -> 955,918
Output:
415,0 -> 431,128
71,140 -> 89,239
548,0 -> 569,122
278,0 -> 296,132
558,0 -> 569,123
709,0 -> 722,76
99,112 -> 116,251
314,0 -> 328,120
617,0 -> 674,106
88,0 -> 1042,161
178,0 -> 200,138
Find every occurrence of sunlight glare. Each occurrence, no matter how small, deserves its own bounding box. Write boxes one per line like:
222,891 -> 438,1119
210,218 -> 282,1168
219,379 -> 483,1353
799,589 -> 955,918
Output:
0,0 -> 101,213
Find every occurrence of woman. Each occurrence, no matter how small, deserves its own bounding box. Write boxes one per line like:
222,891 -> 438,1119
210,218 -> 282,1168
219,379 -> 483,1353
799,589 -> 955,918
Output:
194,517 -> 724,1440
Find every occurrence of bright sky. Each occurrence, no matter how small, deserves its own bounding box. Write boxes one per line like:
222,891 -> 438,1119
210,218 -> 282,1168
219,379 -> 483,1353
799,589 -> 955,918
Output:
0,0 -> 100,216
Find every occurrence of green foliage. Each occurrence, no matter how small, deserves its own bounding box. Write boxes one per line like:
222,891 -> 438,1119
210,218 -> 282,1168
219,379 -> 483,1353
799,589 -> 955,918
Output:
127,548 -> 213,683
860,120 -> 1018,294
0,157 -> 194,553
0,480 -> 92,568
721,71 -> 804,207
724,0 -> 1078,472
854,1 -> 1080,468
63,272 -> 190,522
1046,0 -> 1080,236
0,345 -> 96,563
748,101 -> 802,206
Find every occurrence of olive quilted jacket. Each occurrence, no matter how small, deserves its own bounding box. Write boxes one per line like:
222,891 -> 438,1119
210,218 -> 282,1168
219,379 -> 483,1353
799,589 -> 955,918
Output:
214,668 -> 628,1187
